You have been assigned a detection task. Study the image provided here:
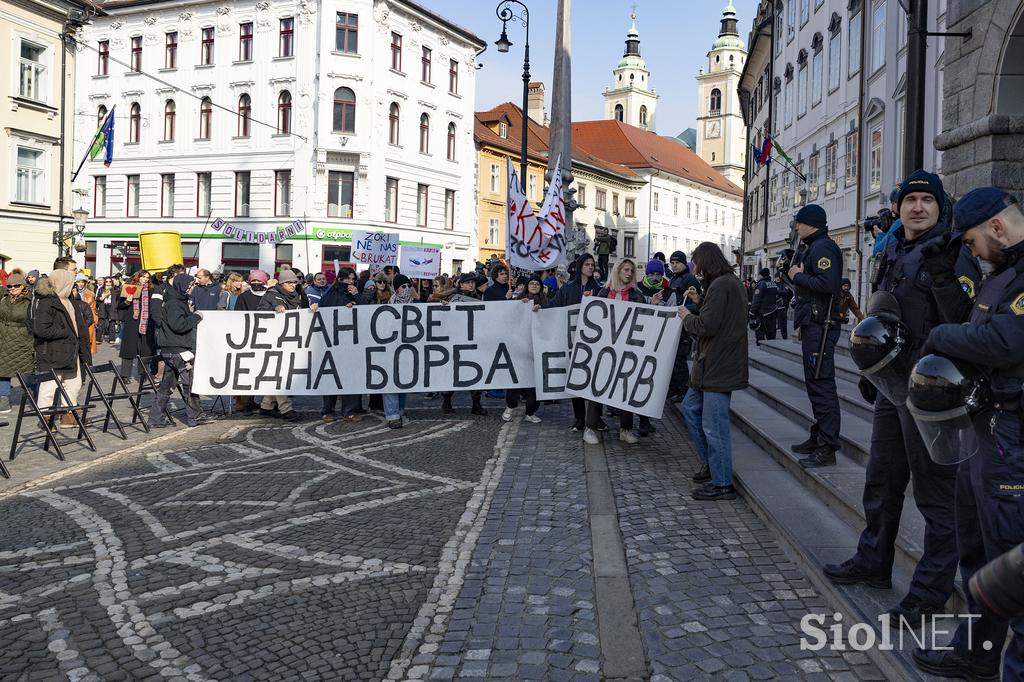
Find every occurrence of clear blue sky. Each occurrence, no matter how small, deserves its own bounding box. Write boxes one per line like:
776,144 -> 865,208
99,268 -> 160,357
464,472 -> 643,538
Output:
424,0 -> 759,137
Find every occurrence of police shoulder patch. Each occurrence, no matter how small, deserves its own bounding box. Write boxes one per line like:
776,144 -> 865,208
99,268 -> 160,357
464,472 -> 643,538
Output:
959,275 -> 976,300
1012,292 -> 1024,316
817,257 -> 832,270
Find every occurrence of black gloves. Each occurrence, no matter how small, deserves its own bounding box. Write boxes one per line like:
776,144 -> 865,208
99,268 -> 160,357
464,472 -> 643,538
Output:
858,376 -> 878,404
921,234 -> 961,287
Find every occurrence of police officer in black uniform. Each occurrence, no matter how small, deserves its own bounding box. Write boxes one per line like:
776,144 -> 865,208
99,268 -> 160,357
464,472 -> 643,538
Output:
749,267 -> 780,343
822,170 -> 981,628
787,204 -> 844,467
775,274 -> 792,339
911,187 -> 1024,680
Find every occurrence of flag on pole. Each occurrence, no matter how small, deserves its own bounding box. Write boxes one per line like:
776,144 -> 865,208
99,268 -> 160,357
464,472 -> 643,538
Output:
760,136 -> 774,164
88,106 -> 115,167
773,138 -> 792,164
751,144 -> 762,166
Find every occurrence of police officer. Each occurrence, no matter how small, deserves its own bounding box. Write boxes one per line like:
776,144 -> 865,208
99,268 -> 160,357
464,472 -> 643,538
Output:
787,204 -> 843,467
911,187 -> 1024,680
775,274 -> 792,339
749,267 -> 780,343
822,170 -> 981,629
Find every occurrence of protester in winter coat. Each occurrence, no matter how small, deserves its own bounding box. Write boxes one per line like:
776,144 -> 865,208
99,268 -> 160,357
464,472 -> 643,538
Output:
95,278 -> 118,344
678,242 -> 749,501
25,270 -> 40,292
256,270 -> 304,421
305,273 -> 330,306
30,270 -> 90,428
636,259 -> 671,304
217,273 -> 246,310
236,270 -> 269,311
441,273 -> 488,416
149,273 -> 206,428
117,270 -> 157,381
837,278 -> 864,324
0,274 -> 34,414
482,264 -> 512,301
189,269 -> 221,311
320,267 -> 363,423
502,276 -> 547,425
356,279 -> 379,306
381,274 -> 420,429
667,251 -> 702,401
74,276 -> 97,354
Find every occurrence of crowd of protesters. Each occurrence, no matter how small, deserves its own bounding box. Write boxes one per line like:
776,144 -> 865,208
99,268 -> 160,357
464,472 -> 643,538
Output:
0,240 -> 747,500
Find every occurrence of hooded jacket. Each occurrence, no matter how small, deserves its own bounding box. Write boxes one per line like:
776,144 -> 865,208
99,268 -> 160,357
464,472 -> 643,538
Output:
30,273 -> 90,377
158,274 -> 202,353
190,281 -> 221,311
546,255 -> 602,308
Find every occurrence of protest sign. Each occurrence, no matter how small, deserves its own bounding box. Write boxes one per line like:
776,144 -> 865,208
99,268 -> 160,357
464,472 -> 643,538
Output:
192,303 -> 535,395
506,157 -> 567,271
565,298 -> 681,419
400,245 -> 441,279
352,230 -> 399,267
531,306 -> 580,400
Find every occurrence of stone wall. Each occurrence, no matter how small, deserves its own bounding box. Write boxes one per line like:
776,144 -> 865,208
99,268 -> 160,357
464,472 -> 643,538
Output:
936,0 -> 1024,200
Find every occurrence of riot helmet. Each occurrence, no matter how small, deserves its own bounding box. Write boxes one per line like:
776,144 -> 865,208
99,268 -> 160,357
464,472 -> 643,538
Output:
850,292 -> 913,405
906,354 -> 988,465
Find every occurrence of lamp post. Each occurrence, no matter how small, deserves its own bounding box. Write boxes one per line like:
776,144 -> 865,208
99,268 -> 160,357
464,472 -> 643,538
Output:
495,0 -> 530,193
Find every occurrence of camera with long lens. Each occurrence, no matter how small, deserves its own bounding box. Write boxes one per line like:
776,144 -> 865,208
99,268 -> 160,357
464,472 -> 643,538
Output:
969,543 -> 1024,619
863,208 -> 896,235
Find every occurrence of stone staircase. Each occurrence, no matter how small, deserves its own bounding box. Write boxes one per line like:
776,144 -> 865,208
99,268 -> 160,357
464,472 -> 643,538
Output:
677,331 -> 963,681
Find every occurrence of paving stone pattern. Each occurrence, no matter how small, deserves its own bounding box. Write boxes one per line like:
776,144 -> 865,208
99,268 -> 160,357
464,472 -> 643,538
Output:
603,411 -> 887,682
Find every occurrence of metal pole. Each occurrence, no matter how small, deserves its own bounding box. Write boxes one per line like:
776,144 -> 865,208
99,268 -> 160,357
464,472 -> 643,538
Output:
521,32 -> 530,194
547,0 -> 574,227
904,0 -> 927,176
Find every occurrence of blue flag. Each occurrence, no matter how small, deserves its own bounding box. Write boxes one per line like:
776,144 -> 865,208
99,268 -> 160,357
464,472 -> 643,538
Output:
88,106 -> 115,167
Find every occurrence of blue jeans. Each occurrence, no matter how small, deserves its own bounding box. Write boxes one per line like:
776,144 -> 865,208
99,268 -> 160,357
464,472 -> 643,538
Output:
682,388 -> 733,487
0,378 -> 10,397
383,393 -> 407,421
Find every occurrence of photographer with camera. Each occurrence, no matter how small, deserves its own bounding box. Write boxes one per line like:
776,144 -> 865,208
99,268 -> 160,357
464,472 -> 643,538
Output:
909,187 -> 1024,680
868,187 -> 902,259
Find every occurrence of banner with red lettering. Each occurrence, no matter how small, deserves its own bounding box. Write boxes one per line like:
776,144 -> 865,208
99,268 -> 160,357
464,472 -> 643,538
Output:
506,156 -> 567,271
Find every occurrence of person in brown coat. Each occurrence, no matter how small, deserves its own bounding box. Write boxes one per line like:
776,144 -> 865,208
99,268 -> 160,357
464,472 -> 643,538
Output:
0,273 -> 34,414
678,242 -> 750,502
837,278 -> 864,324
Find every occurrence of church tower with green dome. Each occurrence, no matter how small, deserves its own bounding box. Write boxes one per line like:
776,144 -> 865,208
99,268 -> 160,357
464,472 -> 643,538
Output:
695,0 -> 747,184
603,11 -> 658,132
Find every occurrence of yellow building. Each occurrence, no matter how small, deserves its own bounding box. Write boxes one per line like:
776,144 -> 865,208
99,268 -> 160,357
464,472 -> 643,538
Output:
0,0 -> 95,271
474,102 -> 643,265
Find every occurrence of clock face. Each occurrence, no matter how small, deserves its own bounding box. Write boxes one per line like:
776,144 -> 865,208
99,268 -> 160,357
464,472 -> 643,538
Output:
706,120 -> 721,139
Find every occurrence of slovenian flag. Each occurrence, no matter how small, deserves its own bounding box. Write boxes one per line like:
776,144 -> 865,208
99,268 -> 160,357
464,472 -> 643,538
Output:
89,106 -> 115,167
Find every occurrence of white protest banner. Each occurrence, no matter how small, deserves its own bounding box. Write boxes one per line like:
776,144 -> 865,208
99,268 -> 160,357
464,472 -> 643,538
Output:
192,303 -> 535,395
506,157 -> 567,271
531,306 -> 580,400
352,230 -> 399,267
565,298 -> 682,419
400,245 -> 441,279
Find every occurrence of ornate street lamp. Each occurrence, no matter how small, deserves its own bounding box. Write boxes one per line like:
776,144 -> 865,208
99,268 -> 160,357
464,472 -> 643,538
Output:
495,0 -> 530,193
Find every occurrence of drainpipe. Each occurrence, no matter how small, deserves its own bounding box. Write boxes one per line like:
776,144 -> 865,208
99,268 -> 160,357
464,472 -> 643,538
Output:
58,27 -> 69,259
854,3 -> 868,303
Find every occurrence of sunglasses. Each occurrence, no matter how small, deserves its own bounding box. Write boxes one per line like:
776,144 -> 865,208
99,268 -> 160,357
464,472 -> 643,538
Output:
398,284 -> 411,290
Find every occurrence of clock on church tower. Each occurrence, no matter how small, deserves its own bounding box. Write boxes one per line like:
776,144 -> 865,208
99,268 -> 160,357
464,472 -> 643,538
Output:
695,0 -> 746,185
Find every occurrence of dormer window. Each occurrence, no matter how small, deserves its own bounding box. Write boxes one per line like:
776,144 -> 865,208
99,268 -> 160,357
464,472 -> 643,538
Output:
499,122 -> 508,138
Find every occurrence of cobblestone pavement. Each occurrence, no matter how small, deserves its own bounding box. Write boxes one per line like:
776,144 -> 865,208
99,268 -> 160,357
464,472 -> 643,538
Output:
0,394 -> 885,680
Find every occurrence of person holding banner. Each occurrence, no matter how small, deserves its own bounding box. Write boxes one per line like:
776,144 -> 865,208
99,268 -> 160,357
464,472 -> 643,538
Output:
318,267 -> 363,423
545,254 -> 603,438
677,243 -> 749,501
149,274 -> 207,428
255,270 -> 305,422
380,275 -> 420,429
441,273 -> 488,416
482,264 -> 513,301
503,276 -> 547,425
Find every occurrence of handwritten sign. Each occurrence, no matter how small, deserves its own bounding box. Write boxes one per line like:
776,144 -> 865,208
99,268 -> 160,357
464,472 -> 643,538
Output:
352,230 -> 399,267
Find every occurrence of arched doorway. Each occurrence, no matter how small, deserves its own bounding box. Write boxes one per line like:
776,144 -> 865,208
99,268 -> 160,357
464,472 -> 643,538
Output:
995,5 -> 1024,114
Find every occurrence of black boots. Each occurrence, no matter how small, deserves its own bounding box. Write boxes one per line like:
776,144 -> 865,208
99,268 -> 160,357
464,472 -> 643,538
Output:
791,436 -> 820,454
822,559 -> 892,589
471,397 -> 488,416
798,446 -> 837,468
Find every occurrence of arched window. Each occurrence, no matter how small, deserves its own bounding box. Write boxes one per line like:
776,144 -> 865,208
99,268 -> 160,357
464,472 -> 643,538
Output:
163,100 -> 175,141
278,91 -> 292,134
129,103 -> 141,143
237,94 -> 252,137
447,122 -> 457,161
419,113 -> 430,154
614,103 -> 624,122
639,105 -> 648,127
389,102 -> 400,145
199,97 -> 212,140
333,87 -> 355,133
97,104 -> 107,126
710,88 -> 722,114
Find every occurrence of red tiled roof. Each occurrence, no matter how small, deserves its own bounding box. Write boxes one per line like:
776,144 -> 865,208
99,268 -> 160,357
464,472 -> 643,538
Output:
475,103 -> 639,182
572,120 -> 743,197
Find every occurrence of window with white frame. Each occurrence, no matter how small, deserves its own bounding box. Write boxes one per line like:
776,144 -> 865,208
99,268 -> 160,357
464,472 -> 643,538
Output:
445,189 -> 455,229
811,36 -> 823,106
797,54 -> 808,117
781,170 -> 791,210
845,128 -> 859,186
870,0 -> 885,73
869,123 -> 882,192
385,177 -> 398,222
769,173 -> 778,214
275,170 -> 291,216
417,184 -> 429,226
488,218 -> 500,245
197,172 -> 211,216
793,161 -> 805,207
673,196 -> 679,215
849,8 -> 862,76
15,146 -> 45,204
161,174 -> 175,217
825,141 -> 838,194
328,170 -> 354,218
828,17 -> 841,92
126,175 -> 140,217
235,171 -> 251,217
807,154 -> 820,202
775,3 -> 784,55
19,41 -> 46,101
528,174 -> 537,201
653,192 -> 659,212
784,68 -> 794,127
577,183 -> 586,207
800,0 -> 809,25
787,0 -> 796,41
625,198 -> 635,217
490,164 -> 500,192
94,176 -> 106,217
596,189 -> 607,211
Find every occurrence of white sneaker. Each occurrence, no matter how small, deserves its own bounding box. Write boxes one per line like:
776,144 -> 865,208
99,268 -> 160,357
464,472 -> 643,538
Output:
619,428 -> 639,444
523,414 -> 542,424
583,428 -> 600,445
501,408 -> 513,422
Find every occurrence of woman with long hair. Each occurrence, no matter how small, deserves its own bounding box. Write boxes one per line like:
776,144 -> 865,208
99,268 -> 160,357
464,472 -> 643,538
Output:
95,277 -> 118,344
502,276 -> 548,425
117,270 -> 156,381
0,273 -> 34,414
218,272 -> 247,310
677,242 -> 748,501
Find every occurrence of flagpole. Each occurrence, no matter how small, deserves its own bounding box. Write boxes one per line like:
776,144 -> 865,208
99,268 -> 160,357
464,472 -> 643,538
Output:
71,107 -> 113,183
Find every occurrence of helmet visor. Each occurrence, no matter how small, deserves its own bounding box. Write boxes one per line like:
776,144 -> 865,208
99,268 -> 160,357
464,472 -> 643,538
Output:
907,403 -> 980,464
862,343 -> 913,406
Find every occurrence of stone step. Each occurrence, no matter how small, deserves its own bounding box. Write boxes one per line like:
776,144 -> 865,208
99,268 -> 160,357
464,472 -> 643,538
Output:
758,339 -> 863,384
747,346 -> 874,423
743,366 -> 872,466
728,389 -> 929,584
722,423 -> 945,682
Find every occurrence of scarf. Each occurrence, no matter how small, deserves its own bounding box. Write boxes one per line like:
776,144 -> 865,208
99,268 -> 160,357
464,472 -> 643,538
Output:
132,284 -> 150,334
606,286 -> 633,301
49,270 -> 78,336
389,288 -> 415,305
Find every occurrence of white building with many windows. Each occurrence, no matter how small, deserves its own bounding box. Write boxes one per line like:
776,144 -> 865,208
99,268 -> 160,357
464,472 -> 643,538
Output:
72,0 -> 484,278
